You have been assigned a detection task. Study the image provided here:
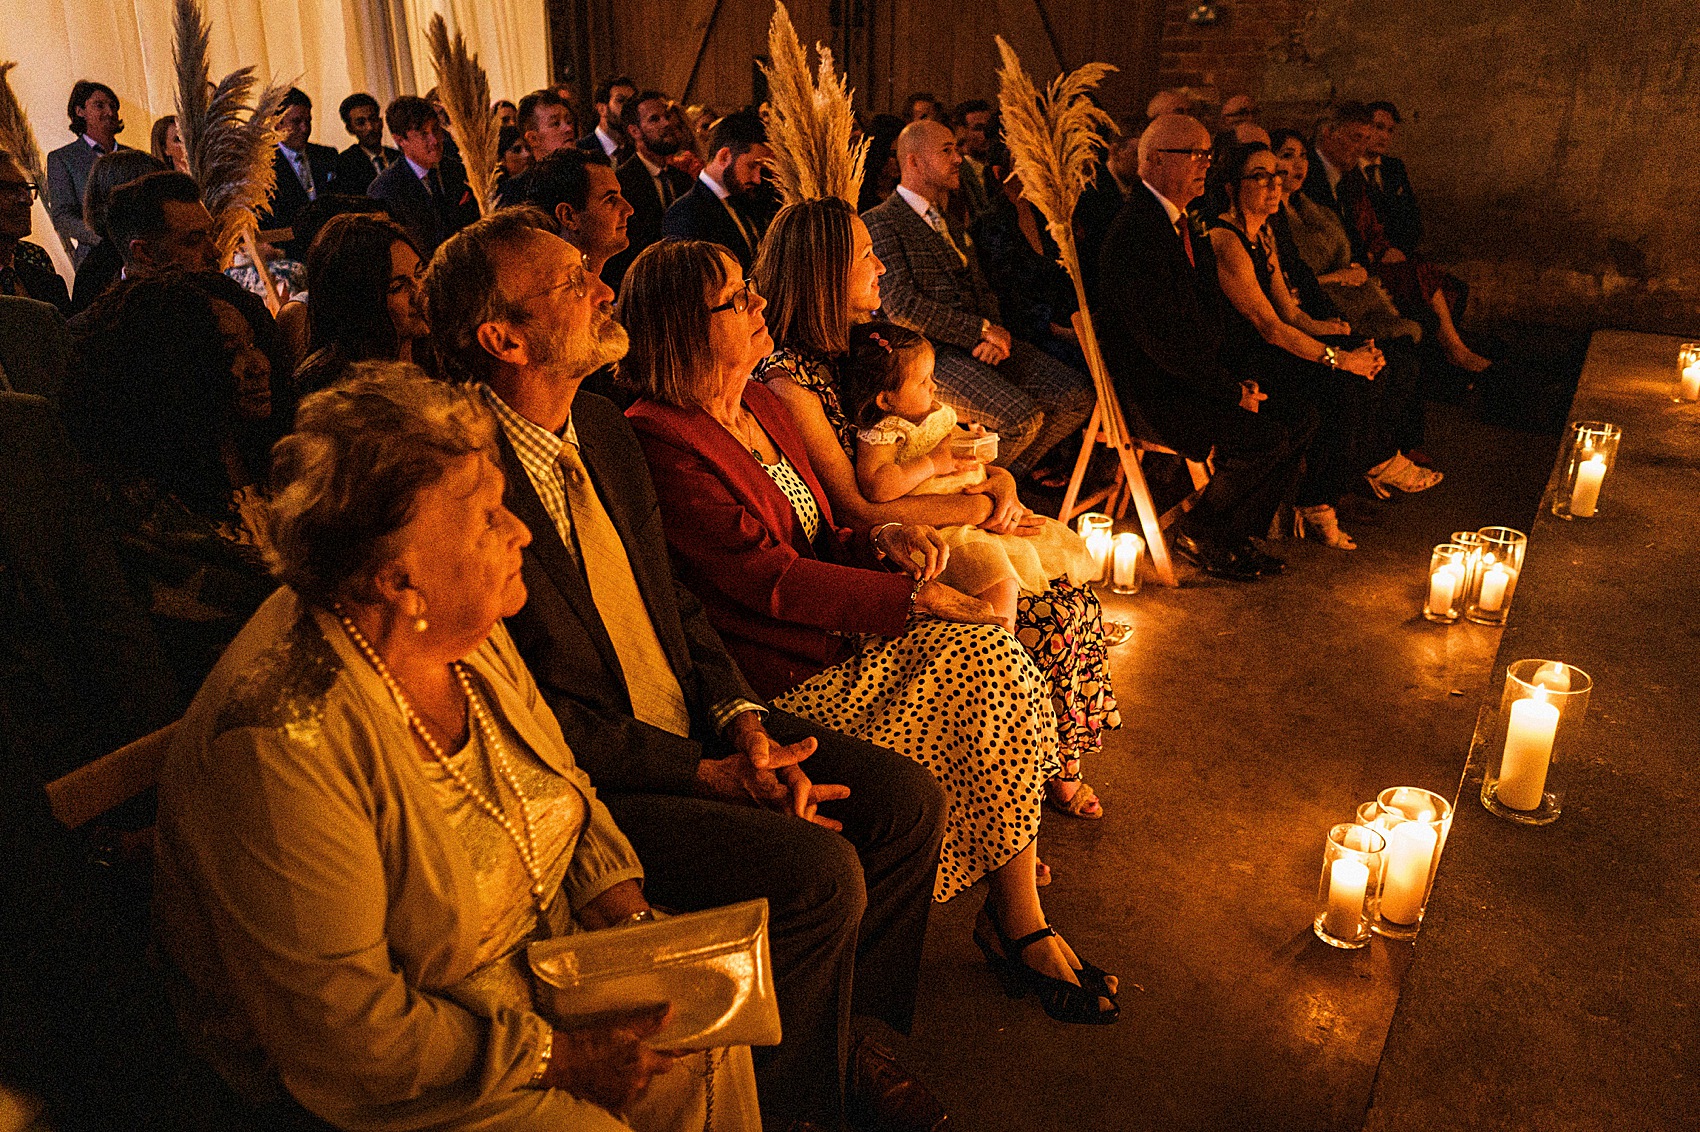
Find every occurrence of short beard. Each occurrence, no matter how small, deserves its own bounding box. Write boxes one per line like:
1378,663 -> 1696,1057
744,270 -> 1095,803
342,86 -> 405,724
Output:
646,132 -> 682,158
529,306 -> 630,379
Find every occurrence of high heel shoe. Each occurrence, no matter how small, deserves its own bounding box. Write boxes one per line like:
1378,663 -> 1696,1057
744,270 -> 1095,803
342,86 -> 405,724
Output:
973,906 -> 1119,1025
1295,504 -> 1357,550
1364,452 -> 1444,498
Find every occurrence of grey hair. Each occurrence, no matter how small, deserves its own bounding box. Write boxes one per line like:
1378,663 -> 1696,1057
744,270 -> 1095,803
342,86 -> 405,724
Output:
265,361 -> 498,604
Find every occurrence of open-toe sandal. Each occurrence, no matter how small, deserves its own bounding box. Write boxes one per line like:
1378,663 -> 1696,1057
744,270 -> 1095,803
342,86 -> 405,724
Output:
1045,780 -> 1103,820
973,907 -> 1119,1025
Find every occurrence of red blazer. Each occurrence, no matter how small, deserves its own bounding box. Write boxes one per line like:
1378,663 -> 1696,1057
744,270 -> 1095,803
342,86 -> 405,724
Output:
626,381 -> 914,698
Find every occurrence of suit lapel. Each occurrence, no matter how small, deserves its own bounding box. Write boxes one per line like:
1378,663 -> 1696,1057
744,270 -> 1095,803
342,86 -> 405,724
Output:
495,431 -> 624,682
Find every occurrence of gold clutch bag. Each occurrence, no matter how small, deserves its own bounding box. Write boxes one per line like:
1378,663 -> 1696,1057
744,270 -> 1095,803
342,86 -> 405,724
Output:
527,898 -> 782,1052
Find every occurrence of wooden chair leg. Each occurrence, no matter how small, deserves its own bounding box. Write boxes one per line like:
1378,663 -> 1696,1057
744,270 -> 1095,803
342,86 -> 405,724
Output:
1112,441 -> 1178,586
1057,403 -> 1103,523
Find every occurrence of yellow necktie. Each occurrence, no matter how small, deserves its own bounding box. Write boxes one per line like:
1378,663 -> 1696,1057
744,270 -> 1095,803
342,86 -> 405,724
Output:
558,442 -> 692,737
925,206 -> 968,265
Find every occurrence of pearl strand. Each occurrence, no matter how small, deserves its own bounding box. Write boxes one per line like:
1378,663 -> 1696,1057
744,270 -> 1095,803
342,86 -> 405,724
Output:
335,608 -> 552,915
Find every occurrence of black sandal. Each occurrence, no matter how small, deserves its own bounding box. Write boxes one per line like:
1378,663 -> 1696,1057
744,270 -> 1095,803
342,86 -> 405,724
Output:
974,907 -> 1119,1025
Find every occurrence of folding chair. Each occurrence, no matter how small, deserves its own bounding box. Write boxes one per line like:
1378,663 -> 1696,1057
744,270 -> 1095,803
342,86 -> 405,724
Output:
45,722 -> 177,830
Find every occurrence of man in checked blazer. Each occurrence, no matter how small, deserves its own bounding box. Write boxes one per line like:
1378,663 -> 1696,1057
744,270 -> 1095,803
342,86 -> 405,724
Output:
862,119 -> 1091,479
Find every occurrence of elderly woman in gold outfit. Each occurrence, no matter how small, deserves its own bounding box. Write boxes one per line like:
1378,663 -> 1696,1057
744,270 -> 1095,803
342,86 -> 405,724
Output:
153,365 -> 757,1131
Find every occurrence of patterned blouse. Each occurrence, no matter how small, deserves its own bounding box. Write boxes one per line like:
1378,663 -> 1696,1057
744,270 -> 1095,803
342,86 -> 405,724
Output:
760,453 -> 822,543
754,348 -> 857,459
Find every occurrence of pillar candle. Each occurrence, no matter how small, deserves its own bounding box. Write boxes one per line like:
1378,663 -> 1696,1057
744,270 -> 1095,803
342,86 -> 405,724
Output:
1322,857 -> 1371,939
1426,564 -> 1462,617
1499,693 -> 1560,810
1380,821 -> 1438,925
1112,533 -> 1143,588
1085,532 -> 1112,581
1478,563 -> 1512,613
1683,362 -> 1700,401
1570,454 -> 1607,517
1532,661 -> 1571,692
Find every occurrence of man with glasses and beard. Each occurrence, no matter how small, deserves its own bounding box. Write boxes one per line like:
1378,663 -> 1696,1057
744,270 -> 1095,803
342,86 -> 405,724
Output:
604,91 -> 693,289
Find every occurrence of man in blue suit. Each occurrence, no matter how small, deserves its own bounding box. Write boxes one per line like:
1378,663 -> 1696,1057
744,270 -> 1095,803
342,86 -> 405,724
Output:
367,96 -> 479,257
660,111 -> 772,271
258,88 -> 339,259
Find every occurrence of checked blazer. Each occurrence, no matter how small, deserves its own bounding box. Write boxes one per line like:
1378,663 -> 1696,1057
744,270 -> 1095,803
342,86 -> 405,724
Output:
861,191 -> 1000,351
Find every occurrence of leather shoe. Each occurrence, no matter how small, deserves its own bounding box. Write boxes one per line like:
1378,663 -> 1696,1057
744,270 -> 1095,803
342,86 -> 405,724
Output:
1238,541 -> 1286,576
847,1036 -> 948,1132
1171,531 -> 1264,582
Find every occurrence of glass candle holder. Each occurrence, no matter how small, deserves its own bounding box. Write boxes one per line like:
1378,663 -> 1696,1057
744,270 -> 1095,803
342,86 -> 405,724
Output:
1464,527 -> 1527,626
1076,512 -> 1113,584
1480,659 -> 1592,825
1675,344 -> 1700,403
1314,822 -> 1386,949
1110,532 -> 1144,595
1371,786 -> 1453,940
1448,530 -> 1485,607
1551,421 -> 1621,520
1422,543 -> 1470,623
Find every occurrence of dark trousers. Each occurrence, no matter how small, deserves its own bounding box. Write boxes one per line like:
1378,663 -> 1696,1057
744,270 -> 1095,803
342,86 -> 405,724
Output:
603,710 -> 945,1131
1142,393 -> 1314,545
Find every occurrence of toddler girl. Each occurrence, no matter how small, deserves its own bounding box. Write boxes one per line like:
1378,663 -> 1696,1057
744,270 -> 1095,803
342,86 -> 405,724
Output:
841,322 -> 1094,627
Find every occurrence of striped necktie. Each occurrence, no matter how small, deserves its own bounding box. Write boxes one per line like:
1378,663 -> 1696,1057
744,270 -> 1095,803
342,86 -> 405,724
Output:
557,440 -> 692,736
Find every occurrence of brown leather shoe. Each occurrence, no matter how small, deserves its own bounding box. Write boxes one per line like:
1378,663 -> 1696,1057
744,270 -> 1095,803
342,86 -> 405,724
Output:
847,1036 -> 948,1132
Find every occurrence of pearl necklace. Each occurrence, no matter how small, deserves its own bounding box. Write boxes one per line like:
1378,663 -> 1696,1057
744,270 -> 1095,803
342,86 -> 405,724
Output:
335,608 -> 552,915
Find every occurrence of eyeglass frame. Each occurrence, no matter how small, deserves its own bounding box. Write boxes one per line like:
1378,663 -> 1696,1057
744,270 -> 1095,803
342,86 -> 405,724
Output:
1238,170 -> 1288,187
511,263 -> 591,306
0,178 -> 39,202
1154,147 -> 1214,163
708,277 -> 758,315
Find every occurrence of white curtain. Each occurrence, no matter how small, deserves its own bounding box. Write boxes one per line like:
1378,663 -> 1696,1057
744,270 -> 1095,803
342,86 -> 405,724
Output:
0,0 -> 549,276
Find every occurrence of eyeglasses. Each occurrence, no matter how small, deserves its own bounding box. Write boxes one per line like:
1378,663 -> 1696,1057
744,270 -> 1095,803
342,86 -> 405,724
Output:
1155,148 -> 1213,164
514,265 -> 589,305
0,179 -> 39,202
1238,171 -> 1287,187
708,277 -> 758,315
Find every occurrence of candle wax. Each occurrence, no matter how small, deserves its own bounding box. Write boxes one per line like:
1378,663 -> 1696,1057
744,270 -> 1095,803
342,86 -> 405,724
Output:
1426,565 -> 1461,617
1085,532 -> 1112,581
1570,454 -> 1607,518
1322,857 -> 1371,939
1380,821 -> 1438,925
1112,535 -> 1143,587
1478,564 -> 1512,613
1532,662 -> 1571,692
1683,363 -> 1700,401
1499,694 -> 1560,811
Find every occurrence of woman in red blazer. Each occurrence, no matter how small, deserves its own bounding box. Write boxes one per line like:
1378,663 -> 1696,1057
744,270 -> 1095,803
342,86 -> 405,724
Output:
621,239 -> 1117,1025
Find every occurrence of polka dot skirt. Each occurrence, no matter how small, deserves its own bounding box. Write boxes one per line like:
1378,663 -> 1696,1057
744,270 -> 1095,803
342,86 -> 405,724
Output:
775,619 -> 1060,903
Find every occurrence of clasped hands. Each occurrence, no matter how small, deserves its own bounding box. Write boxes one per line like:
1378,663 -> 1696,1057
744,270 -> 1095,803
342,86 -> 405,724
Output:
696,710 -> 850,831
972,322 -> 1013,365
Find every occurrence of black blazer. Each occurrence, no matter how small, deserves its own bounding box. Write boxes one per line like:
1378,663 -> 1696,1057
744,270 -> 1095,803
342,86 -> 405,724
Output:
497,391 -> 761,798
1094,185 -> 1241,455
1366,155 -> 1421,254
260,143 -> 339,253
366,158 -> 479,256
332,142 -> 401,197
577,129 -> 633,168
603,155 -> 693,289
662,180 -> 760,269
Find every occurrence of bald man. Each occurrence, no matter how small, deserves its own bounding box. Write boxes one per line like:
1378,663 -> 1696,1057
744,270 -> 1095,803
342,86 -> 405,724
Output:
1146,88 -> 1193,121
1092,114 -> 1313,581
1221,93 -> 1259,128
862,119 -> 1092,479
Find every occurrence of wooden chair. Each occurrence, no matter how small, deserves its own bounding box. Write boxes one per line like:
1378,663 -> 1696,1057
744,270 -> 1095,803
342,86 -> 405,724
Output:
44,722 -> 177,830
1056,309 -> 1209,586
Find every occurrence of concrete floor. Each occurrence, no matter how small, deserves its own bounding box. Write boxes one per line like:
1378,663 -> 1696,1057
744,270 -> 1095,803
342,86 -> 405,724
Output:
882,402 -> 1560,1131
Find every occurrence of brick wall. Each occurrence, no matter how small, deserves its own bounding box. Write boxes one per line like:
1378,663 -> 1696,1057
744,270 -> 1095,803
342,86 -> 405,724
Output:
1155,0 -> 1324,115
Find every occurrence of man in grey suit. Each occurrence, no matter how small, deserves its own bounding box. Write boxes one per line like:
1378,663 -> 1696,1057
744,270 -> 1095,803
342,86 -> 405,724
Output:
45,80 -> 138,266
862,118 -> 1092,478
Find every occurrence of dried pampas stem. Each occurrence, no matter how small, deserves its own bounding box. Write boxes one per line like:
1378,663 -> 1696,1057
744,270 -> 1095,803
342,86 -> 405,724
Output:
173,0 -> 286,269
759,1 -> 866,206
425,14 -> 499,217
0,62 -> 48,200
993,36 -> 1122,444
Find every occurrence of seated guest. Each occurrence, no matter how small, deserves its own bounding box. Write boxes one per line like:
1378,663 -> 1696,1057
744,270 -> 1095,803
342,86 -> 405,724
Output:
0,149 -> 70,313
661,110 -> 773,270
294,214 -> 430,393
578,76 -> 637,163
662,101 -> 705,179
1094,114 -> 1313,581
70,148 -> 166,311
422,212 -> 949,1129
499,88 -> 579,207
857,114 -> 905,213
1220,93 -> 1259,129
90,171 -> 222,294
494,98 -> 519,127
755,196 -> 1119,824
331,92 -> 400,196
45,79 -> 137,265
154,366 -> 758,1132
604,89 -> 693,288
863,119 -> 1093,480
494,123 -> 531,199
149,113 -> 189,172
1206,142 -> 1428,550
950,99 -> 997,224
368,94 -> 479,256
1364,101 -> 1421,256
523,149 -> 633,279
1075,121 -> 1139,293
903,92 -> 943,123
1145,87 -> 1194,121
64,272 -> 280,690
1304,101 -> 1489,373
624,239 -> 1119,1029
971,149 -> 1086,373
260,88 -> 339,260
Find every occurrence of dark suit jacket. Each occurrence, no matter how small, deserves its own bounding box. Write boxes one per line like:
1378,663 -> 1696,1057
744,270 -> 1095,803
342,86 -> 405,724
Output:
1365,155 -> 1421,254
497,391 -> 762,798
578,129 -> 633,167
662,180 -> 761,269
332,142 -> 401,197
1093,184 -> 1242,457
0,295 -> 69,400
259,143 -> 339,255
603,155 -> 693,288
861,191 -> 999,350
366,158 -> 479,256
626,383 -> 914,700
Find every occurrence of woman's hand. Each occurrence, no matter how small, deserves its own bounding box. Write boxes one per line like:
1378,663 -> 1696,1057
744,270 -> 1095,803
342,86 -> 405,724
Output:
914,580 -> 1011,630
1239,380 -> 1267,413
878,523 -> 949,581
546,1007 -> 680,1115
1337,344 -> 1384,379
969,468 -> 1028,534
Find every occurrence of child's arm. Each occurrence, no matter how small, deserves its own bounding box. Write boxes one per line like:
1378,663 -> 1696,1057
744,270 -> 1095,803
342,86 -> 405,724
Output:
856,436 -> 977,503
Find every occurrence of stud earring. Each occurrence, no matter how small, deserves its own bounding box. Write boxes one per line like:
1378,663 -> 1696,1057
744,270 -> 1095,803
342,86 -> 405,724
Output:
413,617 -> 429,633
